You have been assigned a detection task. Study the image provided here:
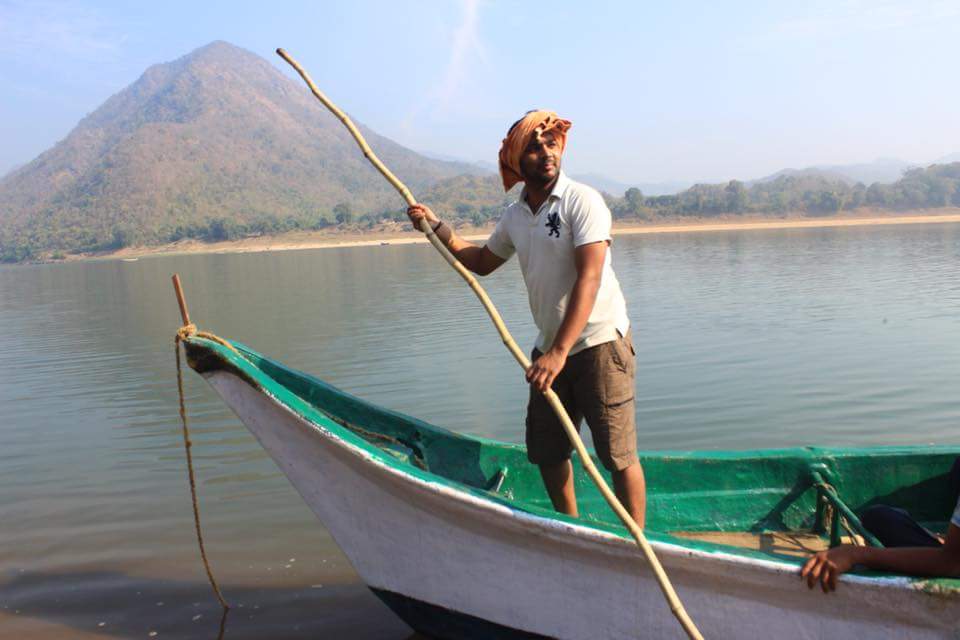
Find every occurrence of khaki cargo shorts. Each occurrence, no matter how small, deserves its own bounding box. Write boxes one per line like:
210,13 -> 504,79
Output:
526,330 -> 638,472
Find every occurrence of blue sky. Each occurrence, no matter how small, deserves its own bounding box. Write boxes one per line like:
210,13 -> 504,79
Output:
2,0 -> 959,183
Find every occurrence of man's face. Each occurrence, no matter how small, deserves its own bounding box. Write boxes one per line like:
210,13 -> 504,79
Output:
519,130 -> 561,187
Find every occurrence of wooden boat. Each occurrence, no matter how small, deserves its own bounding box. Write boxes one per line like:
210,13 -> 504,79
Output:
183,335 -> 960,639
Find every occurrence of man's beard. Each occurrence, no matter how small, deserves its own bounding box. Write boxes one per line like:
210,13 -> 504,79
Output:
522,162 -> 559,188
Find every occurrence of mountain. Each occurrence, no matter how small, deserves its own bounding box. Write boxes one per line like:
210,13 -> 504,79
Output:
564,173 -> 630,196
629,180 -> 692,197
1,163 -> 25,179
568,174 -> 690,197
415,151 -> 691,198
935,152 -> 960,164
816,158 -> 916,184
0,41 -> 481,258
749,167 -> 853,186
751,158 -> 916,187
414,149 -> 492,176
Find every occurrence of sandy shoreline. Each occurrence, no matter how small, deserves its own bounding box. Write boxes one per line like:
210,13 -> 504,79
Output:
84,209 -> 960,262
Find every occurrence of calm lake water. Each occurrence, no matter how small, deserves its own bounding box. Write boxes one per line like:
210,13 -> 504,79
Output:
1,223 -> 959,638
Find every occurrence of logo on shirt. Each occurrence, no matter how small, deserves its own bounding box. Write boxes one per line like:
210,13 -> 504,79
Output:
545,212 -> 561,238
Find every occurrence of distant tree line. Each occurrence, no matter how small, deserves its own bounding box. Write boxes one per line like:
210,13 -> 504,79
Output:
603,163 -> 960,220
2,163 -> 959,263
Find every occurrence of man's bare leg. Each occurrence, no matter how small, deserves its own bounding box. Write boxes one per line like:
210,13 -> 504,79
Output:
539,460 -> 578,517
612,461 -> 646,529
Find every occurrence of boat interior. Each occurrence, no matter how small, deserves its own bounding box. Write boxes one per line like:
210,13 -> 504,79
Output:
192,338 -> 959,566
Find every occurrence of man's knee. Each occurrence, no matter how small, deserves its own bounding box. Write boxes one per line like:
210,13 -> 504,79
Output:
612,459 -> 643,479
539,459 -> 573,480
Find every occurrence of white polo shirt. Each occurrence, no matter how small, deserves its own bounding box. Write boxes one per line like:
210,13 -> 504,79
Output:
485,171 -> 630,355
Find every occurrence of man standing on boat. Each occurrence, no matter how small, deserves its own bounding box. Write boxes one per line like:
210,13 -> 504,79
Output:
407,110 -> 646,527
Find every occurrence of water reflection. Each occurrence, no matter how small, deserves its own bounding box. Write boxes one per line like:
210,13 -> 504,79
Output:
0,569 -> 419,639
0,223 -> 958,637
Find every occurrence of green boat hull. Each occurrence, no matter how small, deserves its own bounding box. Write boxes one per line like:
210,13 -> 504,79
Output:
186,336 -> 958,549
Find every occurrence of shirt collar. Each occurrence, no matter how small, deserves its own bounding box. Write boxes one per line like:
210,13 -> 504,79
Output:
550,171 -> 570,199
520,170 -> 570,210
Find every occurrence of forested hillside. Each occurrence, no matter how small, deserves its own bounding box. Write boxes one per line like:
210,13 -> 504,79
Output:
0,41 -> 482,262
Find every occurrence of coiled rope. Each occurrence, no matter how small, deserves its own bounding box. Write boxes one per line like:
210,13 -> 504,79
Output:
815,478 -> 869,547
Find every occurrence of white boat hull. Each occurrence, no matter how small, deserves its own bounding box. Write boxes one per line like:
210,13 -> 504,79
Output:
205,370 -> 959,639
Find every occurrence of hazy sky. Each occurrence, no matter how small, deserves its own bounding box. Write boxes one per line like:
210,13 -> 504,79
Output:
2,0 -> 959,183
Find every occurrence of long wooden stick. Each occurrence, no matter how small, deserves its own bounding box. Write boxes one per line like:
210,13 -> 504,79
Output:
276,48 -> 703,640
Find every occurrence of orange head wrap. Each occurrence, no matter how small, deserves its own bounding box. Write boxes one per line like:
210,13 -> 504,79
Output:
498,110 -> 572,192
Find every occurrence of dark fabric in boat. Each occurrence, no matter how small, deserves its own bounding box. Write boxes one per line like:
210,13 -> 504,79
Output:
862,506 -> 942,548
861,457 -> 960,548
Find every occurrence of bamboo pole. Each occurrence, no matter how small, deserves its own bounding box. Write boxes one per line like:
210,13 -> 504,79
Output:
173,274 -> 192,325
276,48 -> 703,640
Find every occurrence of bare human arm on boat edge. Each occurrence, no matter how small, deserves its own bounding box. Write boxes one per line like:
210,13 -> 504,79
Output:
801,524 -> 960,592
406,203 -> 506,276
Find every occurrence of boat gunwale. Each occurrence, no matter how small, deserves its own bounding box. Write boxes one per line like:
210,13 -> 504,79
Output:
186,336 -> 960,594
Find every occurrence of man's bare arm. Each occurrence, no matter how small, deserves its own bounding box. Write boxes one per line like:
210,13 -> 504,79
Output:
802,524 -> 960,592
445,234 -> 506,277
526,241 -> 606,392
855,541 -> 960,575
407,204 -> 505,276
